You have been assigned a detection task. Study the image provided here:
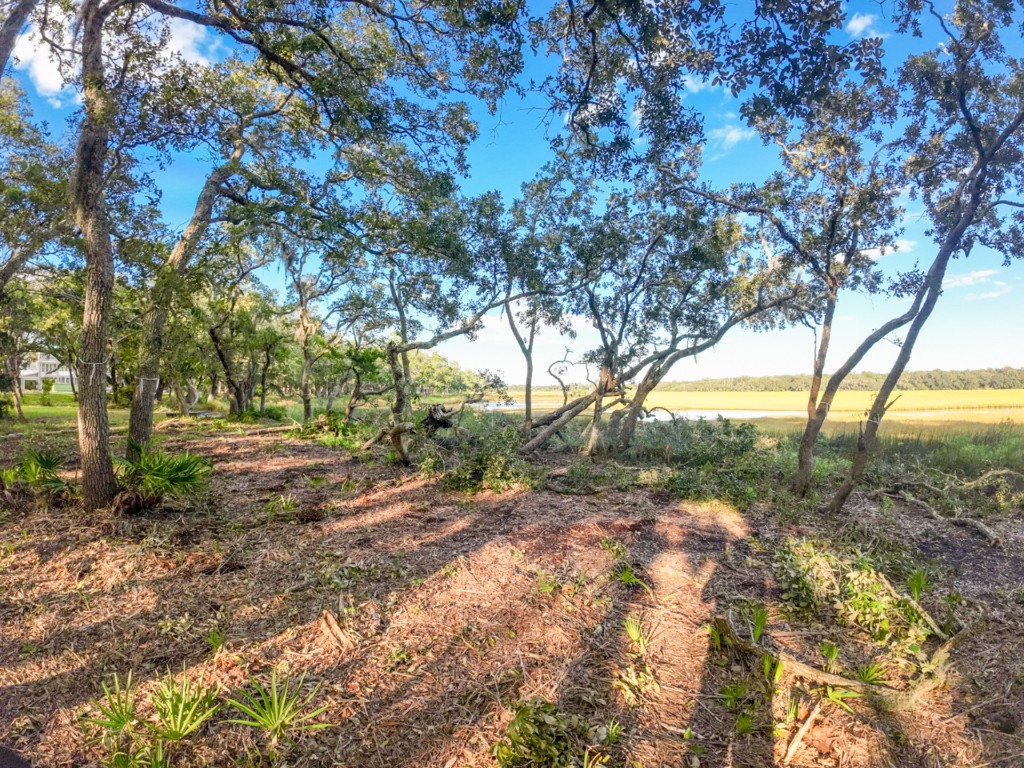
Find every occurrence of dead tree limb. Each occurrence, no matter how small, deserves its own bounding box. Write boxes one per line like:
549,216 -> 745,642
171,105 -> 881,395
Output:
712,615 -> 966,714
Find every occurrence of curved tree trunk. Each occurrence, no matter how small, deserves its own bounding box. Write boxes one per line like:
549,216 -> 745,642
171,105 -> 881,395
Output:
793,291 -> 837,494
828,250 -> 955,513
0,0 -> 36,76
126,161 -> 237,459
790,288 -> 926,496
521,391 -> 598,453
615,374 -> 660,451
583,362 -> 615,456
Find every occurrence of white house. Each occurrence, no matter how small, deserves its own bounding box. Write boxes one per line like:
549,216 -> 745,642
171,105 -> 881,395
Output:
19,353 -> 76,389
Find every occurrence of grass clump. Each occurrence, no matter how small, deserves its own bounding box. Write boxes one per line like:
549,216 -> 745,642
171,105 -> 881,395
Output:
226,670 -> 328,749
83,670 -> 218,767
628,418 -> 777,509
147,670 -> 220,742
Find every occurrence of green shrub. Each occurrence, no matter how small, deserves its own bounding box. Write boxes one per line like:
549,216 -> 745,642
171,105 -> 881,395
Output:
41,377 -> 54,406
227,408 -> 266,423
493,698 -> 599,768
442,425 -> 535,493
118,446 -> 212,506
774,539 -> 841,612
262,405 -> 288,421
15,449 -> 67,495
630,417 -> 758,466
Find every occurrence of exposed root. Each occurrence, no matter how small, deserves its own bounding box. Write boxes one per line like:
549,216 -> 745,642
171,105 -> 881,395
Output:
712,615 -> 968,714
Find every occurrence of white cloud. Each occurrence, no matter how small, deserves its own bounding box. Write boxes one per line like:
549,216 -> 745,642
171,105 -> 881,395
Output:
629,103 -> 643,128
163,18 -> 220,65
846,13 -> 875,36
12,25 -> 73,106
708,125 -> 755,151
845,12 -> 887,38
861,238 -> 917,260
681,75 -> 717,94
945,269 -> 998,288
966,282 -> 1011,301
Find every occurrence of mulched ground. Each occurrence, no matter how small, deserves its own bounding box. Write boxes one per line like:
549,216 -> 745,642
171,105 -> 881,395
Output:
1,427 -> 1022,767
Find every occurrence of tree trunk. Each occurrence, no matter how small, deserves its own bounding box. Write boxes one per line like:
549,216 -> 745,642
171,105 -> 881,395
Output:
325,380 -> 337,413
505,300 -> 536,434
522,391 -> 598,453
126,309 -> 167,460
0,0 -> 36,76
583,359 -> 617,456
793,290 -> 838,495
386,343 -> 413,463
72,0 -> 119,511
344,372 -> 362,423
828,255 -> 953,513
5,356 -> 24,420
208,327 -> 248,414
301,346 -> 313,422
793,411 -> 828,496
788,286 -> 926,496
125,161 -> 238,458
66,350 -> 78,400
615,373 -> 660,451
259,347 -> 271,415
172,382 -> 188,416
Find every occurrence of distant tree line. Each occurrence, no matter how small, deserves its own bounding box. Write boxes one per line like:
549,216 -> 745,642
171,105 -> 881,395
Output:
653,368 -> 1024,393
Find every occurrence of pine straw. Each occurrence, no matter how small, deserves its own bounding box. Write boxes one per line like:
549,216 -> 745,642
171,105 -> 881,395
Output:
0,430 -> 1021,767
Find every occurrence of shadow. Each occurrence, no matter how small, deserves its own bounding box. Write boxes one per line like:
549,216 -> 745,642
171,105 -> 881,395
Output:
0,430 -> 1011,767
683,542 -> 778,768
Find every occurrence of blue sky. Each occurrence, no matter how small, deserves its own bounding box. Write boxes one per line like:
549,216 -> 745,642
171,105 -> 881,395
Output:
8,3 -> 1023,385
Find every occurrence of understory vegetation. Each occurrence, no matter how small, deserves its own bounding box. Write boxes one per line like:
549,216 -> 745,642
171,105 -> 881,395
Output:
2,405 -> 1022,766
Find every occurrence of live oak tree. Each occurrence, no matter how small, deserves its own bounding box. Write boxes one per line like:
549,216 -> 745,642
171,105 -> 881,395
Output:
37,0 -> 526,509
275,232 -> 360,423
672,83 -> 907,496
0,81 -> 68,296
364,187 -> 532,463
124,59 -> 310,458
828,0 -> 1024,513
520,176 -> 797,455
502,169 -> 582,433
